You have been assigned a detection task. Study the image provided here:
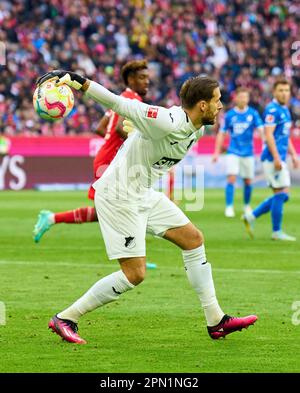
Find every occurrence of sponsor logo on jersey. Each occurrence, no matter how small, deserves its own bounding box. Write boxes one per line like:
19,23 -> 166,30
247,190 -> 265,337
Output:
146,106 -> 159,119
232,123 -> 249,134
124,236 -> 136,249
265,114 -> 275,123
152,157 -> 181,169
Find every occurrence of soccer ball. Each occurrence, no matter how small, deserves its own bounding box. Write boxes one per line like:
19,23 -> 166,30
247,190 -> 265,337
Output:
33,81 -> 74,121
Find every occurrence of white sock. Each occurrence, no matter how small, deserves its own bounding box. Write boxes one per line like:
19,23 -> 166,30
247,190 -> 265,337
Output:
57,270 -> 134,323
247,212 -> 255,221
182,245 -> 224,327
48,213 -> 55,224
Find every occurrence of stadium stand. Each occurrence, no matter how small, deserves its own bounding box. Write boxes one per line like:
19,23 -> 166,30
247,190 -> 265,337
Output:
0,0 -> 299,136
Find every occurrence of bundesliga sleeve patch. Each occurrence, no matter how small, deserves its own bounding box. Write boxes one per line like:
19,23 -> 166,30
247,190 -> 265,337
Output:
146,106 -> 159,119
265,114 -> 275,123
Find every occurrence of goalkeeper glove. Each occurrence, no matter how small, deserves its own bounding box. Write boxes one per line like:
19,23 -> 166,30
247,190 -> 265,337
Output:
123,119 -> 135,134
36,70 -> 87,91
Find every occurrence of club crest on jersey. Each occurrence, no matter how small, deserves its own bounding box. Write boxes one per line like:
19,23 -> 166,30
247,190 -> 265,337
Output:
265,114 -> 275,123
146,106 -> 159,119
152,157 -> 181,169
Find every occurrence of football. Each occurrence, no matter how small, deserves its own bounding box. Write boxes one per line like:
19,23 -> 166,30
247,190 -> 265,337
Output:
33,81 -> 74,121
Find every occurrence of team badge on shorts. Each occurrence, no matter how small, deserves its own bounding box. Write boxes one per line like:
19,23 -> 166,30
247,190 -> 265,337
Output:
124,236 -> 136,249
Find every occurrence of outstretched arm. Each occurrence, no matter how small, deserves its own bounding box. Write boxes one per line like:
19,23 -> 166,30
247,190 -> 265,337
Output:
37,71 -> 176,140
85,81 -> 175,139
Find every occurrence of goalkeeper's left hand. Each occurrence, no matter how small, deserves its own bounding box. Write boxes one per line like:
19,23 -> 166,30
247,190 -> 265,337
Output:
123,119 -> 135,134
36,70 -> 88,91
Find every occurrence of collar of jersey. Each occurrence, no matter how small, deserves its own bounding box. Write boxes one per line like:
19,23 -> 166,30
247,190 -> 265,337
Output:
183,110 -> 201,133
234,106 -> 249,114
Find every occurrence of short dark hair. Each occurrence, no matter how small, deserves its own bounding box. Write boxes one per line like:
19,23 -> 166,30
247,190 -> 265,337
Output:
179,76 -> 219,109
121,59 -> 148,86
273,78 -> 290,90
235,87 -> 249,95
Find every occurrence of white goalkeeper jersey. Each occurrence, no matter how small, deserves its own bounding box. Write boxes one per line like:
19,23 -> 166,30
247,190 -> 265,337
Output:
87,81 -> 204,202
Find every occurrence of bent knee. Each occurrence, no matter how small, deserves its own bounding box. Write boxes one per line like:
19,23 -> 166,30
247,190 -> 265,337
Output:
123,267 -> 146,286
227,175 -> 236,184
188,228 -> 204,249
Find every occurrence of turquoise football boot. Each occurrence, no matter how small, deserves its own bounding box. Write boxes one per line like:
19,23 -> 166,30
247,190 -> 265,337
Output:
33,210 -> 54,243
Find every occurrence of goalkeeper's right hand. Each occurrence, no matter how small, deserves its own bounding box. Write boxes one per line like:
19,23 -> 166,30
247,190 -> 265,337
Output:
123,119 -> 135,134
36,70 -> 88,91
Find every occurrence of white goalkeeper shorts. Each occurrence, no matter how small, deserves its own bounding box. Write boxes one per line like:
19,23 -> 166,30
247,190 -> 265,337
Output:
94,189 -> 190,260
226,154 -> 255,179
262,160 -> 291,189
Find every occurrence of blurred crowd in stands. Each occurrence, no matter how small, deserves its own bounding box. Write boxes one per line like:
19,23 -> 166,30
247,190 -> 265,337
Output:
0,0 -> 299,136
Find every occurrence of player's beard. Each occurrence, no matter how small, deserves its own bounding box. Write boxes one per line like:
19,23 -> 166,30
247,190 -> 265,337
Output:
276,98 -> 288,106
202,113 -> 216,125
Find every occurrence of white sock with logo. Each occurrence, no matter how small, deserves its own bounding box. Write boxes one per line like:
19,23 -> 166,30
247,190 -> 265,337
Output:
57,270 -> 134,323
182,245 -> 224,327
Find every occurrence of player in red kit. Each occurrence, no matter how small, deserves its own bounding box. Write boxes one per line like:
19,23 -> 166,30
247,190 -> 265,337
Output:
33,60 -> 149,242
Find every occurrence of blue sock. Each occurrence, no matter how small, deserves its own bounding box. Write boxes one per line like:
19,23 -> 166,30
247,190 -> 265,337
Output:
271,193 -> 289,232
225,183 -> 234,206
253,196 -> 273,218
244,184 -> 252,205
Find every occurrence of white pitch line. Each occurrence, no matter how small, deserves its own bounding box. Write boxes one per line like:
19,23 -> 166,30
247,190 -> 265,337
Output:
151,247 -> 300,255
1,246 -> 299,256
0,246 -> 105,251
0,260 -> 300,275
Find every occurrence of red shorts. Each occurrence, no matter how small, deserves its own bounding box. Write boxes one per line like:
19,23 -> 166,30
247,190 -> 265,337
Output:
88,160 -> 111,200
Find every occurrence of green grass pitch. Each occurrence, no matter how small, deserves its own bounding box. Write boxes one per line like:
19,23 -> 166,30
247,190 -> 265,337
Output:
0,188 -> 300,373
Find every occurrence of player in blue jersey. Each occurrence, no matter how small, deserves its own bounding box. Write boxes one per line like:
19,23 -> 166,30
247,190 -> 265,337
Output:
243,79 -> 299,241
213,88 -> 263,217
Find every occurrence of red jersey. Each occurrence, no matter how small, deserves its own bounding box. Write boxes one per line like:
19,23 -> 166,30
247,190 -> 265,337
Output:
94,88 -> 142,167
88,88 -> 142,200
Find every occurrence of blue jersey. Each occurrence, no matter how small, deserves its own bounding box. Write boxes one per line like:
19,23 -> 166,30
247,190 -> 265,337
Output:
261,100 -> 292,162
221,106 -> 263,157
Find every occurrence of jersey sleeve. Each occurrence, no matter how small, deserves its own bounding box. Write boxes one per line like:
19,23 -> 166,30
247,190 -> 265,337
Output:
86,81 -> 175,139
220,112 -> 230,133
125,102 -> 176,139
263,106 -> 278,126
253,109 -> 263,129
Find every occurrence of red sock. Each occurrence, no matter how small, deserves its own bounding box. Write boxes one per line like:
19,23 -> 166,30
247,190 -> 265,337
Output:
168,170 -> 175,201
54,207 -> 97,224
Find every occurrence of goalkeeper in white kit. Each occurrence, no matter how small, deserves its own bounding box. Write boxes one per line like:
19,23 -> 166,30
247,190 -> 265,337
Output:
37,70 -> 257,344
